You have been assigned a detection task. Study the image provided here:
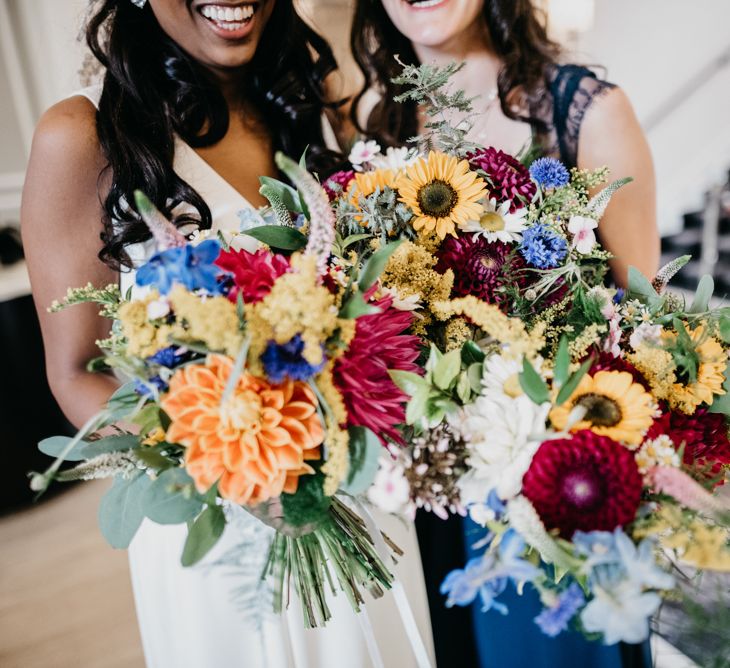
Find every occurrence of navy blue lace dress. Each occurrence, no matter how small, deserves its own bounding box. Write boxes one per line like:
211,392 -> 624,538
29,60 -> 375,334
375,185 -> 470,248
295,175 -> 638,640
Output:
416,64 -> 652,668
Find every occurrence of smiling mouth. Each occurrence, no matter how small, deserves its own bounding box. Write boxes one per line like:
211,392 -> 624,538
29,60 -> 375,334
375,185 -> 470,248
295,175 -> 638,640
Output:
198,3 -> 259,31
405,0 -> 448,8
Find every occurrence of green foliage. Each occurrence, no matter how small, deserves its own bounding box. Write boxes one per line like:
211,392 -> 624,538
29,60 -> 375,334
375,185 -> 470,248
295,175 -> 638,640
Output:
181,505 -> 227,567
141,468 -> 204,525
341,426 -> 382,496
39,433 -> 138,463
359,240 -> 403,292
556,358 -> 593,406
281,470 -> 332,527
243,225 -> 308,251
553,337 -> 571,387
519,358 -> 550,405
689,275 -> 715,314
339,292 -> 381,319
460,340 -> 485,365
709,366 -> 730,416
336,187 -> 415,243
668,318 -> 701,385
628,266 -> 663,309
98,473 -> 151,549
391,59 -> 479,156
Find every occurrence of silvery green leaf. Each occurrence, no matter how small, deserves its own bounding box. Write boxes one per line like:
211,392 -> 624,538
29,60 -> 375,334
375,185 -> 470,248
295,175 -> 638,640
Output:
141,468 -> 204,525
456,372 -> 472,404
554,337 -> 570,387
389,369 -> 427,397
339,292 -> 381,319
434,348 -> 462,390
628,266 -> 662,308
556,358 -> 594,406
406,386 -> 430,425
98,473 -> 152,549
181,505 -> 226,567
467,363 -> 484,393
341,426 -> 382,496
689,275 -> 714,314
243,225 -> 307,251
358,240 -> 403,292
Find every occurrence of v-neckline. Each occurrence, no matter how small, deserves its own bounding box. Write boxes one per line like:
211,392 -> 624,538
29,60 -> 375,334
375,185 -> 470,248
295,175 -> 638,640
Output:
175,137 -> 256,212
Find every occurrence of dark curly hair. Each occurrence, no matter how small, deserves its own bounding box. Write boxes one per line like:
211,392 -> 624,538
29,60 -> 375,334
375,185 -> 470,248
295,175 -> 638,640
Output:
86,0 -> 341,268
350,0 -> 562,147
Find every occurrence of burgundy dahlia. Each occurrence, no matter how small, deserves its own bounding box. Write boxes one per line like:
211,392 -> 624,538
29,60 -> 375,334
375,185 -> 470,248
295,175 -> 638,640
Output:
522,430 -> 643,538
646,407 -> 730,487
333,296 -> 421,444
215,247 -> 290,304
468,147 -> 537,211
590,353 -> 649,388
435,235 -> 520,305
323,170 -> 355,201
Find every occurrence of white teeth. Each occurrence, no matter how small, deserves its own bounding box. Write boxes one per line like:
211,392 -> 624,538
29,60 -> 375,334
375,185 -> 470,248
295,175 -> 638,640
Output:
200,4 -> 255,25
409,0 -> 446,7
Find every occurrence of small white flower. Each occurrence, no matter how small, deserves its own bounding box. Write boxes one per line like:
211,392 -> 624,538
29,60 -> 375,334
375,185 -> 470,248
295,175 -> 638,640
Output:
371,146 -> 418,172
367,457 -> 413,516
379,286 -> 423,313
629,323 -> 663,350
348,140 -> 382,170
635,435 -> 680,475
481,352 -> 526,400
146,298 -> 170,320
459,198 -> 528,243
568,215 -> 598,254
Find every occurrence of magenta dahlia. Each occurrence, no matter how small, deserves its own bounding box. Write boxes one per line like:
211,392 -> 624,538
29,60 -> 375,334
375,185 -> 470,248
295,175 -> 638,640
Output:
436,235 -> 524,305
468,147 -> 537,211
522,430 -> 643,538
215,247 -> 290,304
333,295 -> 421,444
323,170 -> 355,201
646,407 -> 730,487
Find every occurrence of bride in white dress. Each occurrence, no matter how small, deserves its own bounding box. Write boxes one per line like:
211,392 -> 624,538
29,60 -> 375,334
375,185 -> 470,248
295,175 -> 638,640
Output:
22,1 -> 433,667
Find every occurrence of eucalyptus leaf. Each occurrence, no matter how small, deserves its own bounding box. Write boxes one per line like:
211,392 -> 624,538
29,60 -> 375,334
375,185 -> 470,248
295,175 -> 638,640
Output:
519,358 -> 550,405
341,426 -> 382,496
98,473 -> 151,549
141,468 -> 204,525
342,233 -> 372,249
627,266 -> 661,308
406,386 -> 430,425
131,404 -> 162,434
554,337 -> 570,387
434,348 -> 462,391
689,275 -> 714,314
181,505 -> 226,567
134,446 -> 176,471
243,225 -> 307,251
106,382 -> 140,422
358,240 -> 403,292
38,436 -> 86,462
339,292 -> 381,319
556,358 -> 593,406
461,340 -> 485,366
39,433 -> 139,462
389,369 -> 427,397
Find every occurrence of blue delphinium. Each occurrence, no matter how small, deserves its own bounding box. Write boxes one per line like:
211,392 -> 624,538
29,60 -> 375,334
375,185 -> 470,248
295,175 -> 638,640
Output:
134,375 -> 168,397
529,157 -> 570,190
441,530 -> 540,614
534,583 -> 586,637
148,346 -> 191,368
520,223 -> 569,269
136,239 -> 225,295
261,334 -> 325,384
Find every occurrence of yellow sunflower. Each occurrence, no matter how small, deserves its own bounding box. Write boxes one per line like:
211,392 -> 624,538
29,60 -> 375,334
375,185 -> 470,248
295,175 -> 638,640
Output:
663,325 -> 727,413
397,151 -> 487,239
347,168 -> 400,208
550,370 -> 655,447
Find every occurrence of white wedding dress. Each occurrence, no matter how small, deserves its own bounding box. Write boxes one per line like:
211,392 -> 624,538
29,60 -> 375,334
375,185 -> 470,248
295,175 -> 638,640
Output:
75,87 -> 434,668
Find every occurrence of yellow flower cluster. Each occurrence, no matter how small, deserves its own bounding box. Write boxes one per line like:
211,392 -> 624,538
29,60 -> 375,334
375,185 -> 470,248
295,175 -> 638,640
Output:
118,291 -> 174,358
245,255 -> 340,372
639,506 -> 730,572
316,363 -> 350,495
444,317 -> 472,351
628,344 -> 678,404
169,286 -> 243,356
568,323 -> 608,361
433,296 -> 546,360
380,240 -> 454,336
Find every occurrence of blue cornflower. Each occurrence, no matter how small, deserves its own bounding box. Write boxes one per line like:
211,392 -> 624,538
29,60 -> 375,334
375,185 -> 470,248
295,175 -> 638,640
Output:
147,346 -> 190,368
613,288 -> 625,304
261,334 -> 325,384
534,583 -> 586,637
136,239 -> 224,295
134,375 -> 168,397
529,157 -> 570,189
520,223 -> 568,269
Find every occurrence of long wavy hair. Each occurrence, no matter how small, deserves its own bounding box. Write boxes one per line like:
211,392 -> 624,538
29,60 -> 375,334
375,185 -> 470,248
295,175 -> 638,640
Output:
86,0 -> 341,268
350,0 -> 561,147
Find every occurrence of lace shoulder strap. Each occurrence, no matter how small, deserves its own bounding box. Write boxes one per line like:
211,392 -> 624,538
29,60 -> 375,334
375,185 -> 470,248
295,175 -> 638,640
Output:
550,64 -> 616,168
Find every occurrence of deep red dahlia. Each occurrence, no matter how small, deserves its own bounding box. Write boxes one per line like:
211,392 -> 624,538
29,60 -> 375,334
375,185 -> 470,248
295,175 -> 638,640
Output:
323,170 -> 356,201
646,407 -> 730,486
522,430 -> 643,538
215,248 -> 290,304
468,147 -> 536,211
333,295 -> 421,444
435,235 -> 520,305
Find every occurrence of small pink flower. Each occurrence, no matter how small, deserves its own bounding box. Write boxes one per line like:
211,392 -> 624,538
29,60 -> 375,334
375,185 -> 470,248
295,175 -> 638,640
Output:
568,215 -> 598,255
348,140 -> 381,170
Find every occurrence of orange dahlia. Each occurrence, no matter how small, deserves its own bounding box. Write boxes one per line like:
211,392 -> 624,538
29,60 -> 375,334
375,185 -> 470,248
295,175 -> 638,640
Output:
162,354 -> 324,506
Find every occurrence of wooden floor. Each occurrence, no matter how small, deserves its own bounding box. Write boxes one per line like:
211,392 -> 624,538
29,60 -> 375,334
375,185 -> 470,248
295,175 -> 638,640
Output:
0,481 -> 144,668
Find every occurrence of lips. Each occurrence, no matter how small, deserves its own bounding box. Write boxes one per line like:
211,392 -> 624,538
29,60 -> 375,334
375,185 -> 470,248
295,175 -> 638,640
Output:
404,0 -> 449,8
196,2 -> 259,38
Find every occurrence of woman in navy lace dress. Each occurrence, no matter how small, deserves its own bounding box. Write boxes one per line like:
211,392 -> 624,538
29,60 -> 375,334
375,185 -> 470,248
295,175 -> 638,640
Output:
345,0 -> 660,666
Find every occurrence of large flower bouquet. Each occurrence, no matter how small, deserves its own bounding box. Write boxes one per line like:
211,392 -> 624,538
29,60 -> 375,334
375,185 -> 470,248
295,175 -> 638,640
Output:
32,155 -> 421,628
324,62 -> 730,646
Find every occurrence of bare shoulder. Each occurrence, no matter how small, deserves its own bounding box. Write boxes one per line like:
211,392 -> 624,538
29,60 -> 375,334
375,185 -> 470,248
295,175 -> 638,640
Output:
30,95 -> 103,167
581,85 -> 641,138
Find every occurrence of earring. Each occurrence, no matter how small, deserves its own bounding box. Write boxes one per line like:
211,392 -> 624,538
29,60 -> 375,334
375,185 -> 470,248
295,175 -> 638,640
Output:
130,0 -> 147,7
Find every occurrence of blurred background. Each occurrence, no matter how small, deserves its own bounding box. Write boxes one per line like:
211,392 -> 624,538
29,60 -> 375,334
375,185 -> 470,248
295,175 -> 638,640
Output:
0,1 -> 728,666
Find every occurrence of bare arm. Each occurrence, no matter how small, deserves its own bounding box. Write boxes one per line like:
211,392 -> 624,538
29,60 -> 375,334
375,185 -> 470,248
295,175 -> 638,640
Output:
21,96 -> 121,430
578,86 -> 660,287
